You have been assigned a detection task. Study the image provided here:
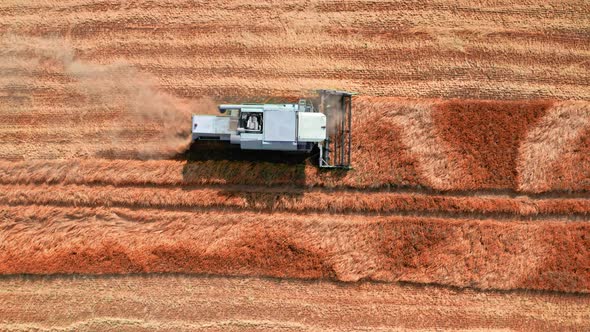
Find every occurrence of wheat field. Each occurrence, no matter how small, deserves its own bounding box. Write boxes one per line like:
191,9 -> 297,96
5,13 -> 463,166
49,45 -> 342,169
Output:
1,0 -> 590,330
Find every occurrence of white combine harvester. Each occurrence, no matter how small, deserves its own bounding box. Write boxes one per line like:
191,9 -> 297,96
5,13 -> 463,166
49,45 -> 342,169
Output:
192,90 -> 353,168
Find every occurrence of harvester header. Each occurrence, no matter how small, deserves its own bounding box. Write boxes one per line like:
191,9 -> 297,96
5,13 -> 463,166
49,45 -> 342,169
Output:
192,90 -> 354,169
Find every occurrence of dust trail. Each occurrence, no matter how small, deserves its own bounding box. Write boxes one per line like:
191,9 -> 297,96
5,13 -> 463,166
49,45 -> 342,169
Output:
325,95 -> 343,135
0,35 -> 216,159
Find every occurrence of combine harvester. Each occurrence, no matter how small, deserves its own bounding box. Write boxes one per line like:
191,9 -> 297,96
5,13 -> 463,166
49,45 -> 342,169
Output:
192,90 -> 353,168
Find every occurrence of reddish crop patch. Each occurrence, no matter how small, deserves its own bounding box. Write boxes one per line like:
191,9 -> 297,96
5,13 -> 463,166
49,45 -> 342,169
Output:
349,99 -> 426,186
2,205 -> 589,293
433,100 -> 552,190
522,223 -> 590,291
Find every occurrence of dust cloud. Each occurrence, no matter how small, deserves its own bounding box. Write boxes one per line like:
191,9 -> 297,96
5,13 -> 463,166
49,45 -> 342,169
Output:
324,95 -> 344,135
1,35 -> 216,159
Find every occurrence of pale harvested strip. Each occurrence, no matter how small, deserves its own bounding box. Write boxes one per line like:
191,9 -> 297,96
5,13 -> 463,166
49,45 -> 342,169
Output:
0,126 -> 170,159
0,275 -> 588,331
29,36 -> 590,77
0,92 -> 88,108
0,75 -> 358,98
356,80 -> 590,100
4,71 -> 588,99
7,29 -> 589,59
162,78 -> 590,99
0,113 -> 123,128
0,107 -> 120,122
54,30 -> 590,55
8,52 -> 588,83
2,2 -> 588,33
3,35 -> 590,99
0,0 -> 585,15
163,78 -> 590,100
0,125 -> 162,140
84,46 -> 590,76
0,144 -> 120,160
0,143 -> 189,161
10,25 -> 590,53
7,75 -> 589,99
143,62 -> 590,88
0,144 -> 134,161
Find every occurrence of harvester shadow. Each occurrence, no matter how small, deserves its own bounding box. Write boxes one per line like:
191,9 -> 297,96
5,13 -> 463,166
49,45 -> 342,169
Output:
182,141 -> 312,164
214,189 -> 307,213
178,140 -> 310,188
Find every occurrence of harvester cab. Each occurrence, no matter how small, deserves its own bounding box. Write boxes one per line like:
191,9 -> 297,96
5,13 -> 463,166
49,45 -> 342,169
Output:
191,90 -> 354,169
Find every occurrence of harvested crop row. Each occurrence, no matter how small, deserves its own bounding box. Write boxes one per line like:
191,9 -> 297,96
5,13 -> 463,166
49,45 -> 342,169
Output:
3,1 -> 590,99
1,97 -> 588,192
1,183 -> 589,219
1,204 -> 588,293
1,275 -> 589,331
